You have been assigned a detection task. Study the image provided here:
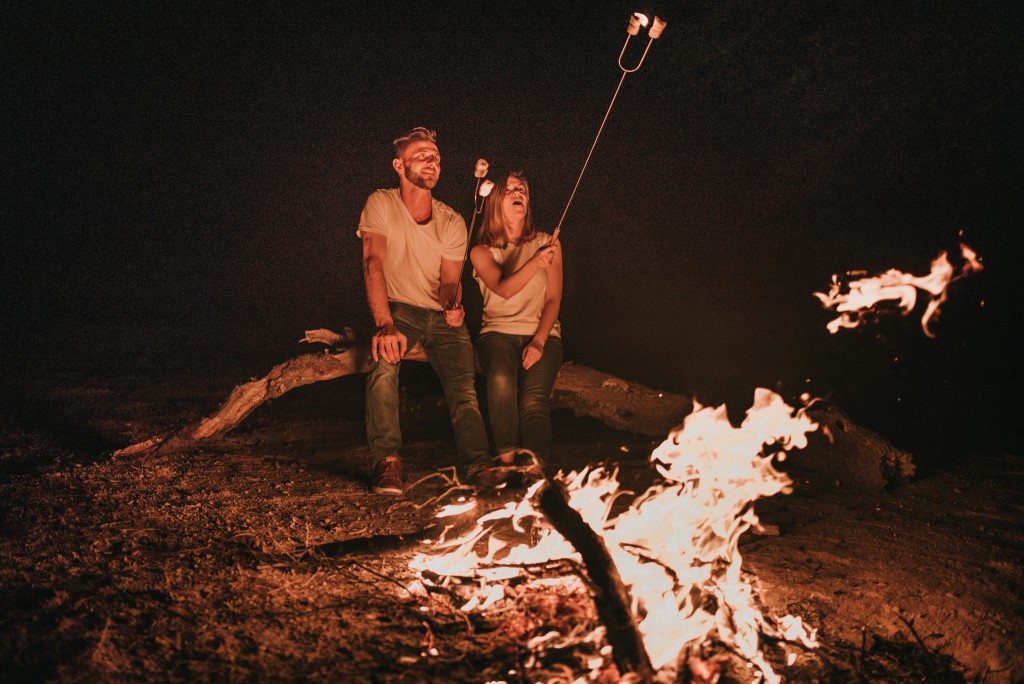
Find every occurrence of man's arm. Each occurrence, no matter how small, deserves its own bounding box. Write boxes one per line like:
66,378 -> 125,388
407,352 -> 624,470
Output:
362,232 -> 407,362
439,257 -> 465,327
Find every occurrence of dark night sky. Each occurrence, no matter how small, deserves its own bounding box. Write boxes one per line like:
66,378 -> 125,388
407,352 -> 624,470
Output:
4,2 -> 1022,459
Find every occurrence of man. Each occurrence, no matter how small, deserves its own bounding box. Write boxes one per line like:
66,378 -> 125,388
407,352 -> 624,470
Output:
357,127 -> 491,496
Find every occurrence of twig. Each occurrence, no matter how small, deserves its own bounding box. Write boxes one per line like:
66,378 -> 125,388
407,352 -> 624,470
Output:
980,664 -> 1012,683
420,620 -> 436,655
405,466 -> 475,510
405,467 -> 461,493
304,523 -> 443,558
855,625 -> 873,682
895,614 -> 940,683
89,616 -> 114,666
413,584 -> 476,634
348,559 -> 416,597
411,484 -> 475,511
474,558 -> 585,578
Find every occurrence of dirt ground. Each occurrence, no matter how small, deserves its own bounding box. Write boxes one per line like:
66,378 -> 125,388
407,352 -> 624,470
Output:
1,360 -> 1022,683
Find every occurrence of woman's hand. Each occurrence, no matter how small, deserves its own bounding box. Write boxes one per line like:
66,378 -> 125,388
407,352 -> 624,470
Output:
522,339 -> 545,369
530,238 -> 559,270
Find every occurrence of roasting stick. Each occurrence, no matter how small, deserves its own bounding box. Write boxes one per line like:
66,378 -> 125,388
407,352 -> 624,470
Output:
551,12 -> 667,244
449,159 -> 494,308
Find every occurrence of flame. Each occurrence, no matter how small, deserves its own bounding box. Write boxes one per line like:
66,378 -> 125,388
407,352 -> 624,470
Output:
410,388 -> 820,680
814,242 -> 983,336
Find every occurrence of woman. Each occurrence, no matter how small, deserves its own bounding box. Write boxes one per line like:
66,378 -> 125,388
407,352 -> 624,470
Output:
470,171 -> 563,482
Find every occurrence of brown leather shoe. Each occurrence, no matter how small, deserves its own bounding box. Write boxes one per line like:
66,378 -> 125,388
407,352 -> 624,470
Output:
371,456 -> 403,496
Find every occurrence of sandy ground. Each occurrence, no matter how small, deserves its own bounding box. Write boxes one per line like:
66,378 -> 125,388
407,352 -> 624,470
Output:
1,361 -> 1022,683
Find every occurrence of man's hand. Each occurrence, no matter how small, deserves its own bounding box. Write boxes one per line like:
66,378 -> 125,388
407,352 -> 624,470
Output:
444,302 -> 465,328
372,323 -> 407,364
522,339 -> 545,370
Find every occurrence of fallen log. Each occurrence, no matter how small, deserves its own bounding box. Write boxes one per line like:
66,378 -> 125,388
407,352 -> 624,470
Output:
112,327 -> 692,458
792,400 -> 916,489
112,328 -> 914,491
535,478 -> 655,682
113,329 -> 375,456
550,362 -> 692,437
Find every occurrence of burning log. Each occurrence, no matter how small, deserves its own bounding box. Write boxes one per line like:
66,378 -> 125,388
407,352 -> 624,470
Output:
535,478 -> 655,682
412,391 -> 824,682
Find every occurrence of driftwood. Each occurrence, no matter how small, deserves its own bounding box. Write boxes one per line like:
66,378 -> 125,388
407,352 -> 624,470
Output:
112,327 -> 692,458
114,329 -> 374,456
794,401 -> 916,489
112,327 -> 914,491
535,478 -> 655,682
551,362 -> 691,437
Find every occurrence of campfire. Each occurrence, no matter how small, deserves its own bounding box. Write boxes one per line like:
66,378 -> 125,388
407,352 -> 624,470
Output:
814,242 -> 983,336
410,389 -> 820,682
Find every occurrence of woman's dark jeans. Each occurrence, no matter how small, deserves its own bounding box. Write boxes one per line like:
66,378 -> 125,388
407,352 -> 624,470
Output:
475,332 -> 563,463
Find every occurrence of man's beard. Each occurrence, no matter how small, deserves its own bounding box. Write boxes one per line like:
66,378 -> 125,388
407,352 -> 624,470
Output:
404,167 -> 438,190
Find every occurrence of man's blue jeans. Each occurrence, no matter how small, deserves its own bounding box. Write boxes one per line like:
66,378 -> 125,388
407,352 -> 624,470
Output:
365,302 -> 490,470
475,332 -> 563,463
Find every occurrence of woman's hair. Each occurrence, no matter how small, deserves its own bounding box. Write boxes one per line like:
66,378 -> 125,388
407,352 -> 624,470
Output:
476,171 -> 534,249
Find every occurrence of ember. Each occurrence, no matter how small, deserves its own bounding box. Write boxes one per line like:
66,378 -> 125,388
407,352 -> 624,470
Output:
814,243 -> 983,336
411,389 -> 820,681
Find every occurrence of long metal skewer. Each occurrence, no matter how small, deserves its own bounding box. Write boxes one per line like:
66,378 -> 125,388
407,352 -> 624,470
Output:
551,13 -> 666,242
450,160 -> 493,308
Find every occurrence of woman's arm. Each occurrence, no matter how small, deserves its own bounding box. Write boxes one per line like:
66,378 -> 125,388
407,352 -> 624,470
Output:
470,240 -> 556,300
522,244 -> 563,370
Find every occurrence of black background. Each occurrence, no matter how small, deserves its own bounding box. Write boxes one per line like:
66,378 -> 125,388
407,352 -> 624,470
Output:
4,2 -> 1021,462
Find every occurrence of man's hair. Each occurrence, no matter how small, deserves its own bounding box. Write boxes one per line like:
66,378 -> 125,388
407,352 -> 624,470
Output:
393,127 -> 438,157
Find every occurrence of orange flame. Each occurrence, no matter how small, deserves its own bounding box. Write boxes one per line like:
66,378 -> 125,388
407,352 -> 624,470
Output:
410,389 -> 820,680
814,243 -> 983,337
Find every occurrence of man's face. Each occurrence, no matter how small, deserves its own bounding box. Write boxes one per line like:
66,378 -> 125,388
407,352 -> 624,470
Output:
396,140 -> 441,190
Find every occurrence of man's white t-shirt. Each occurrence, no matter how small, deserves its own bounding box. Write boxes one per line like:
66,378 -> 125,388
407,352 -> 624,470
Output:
357,188 -> 467,311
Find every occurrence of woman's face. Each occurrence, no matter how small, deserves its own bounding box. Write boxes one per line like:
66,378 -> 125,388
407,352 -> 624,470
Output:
501,176 -> 529,230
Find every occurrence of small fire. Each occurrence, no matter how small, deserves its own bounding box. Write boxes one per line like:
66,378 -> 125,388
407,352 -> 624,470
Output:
410,389 -> 820,681
814,242 -> 983,336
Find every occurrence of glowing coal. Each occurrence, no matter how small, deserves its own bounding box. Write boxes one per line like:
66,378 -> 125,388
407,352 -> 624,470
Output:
814,242 -> 983,336
410,389 -> 820,681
